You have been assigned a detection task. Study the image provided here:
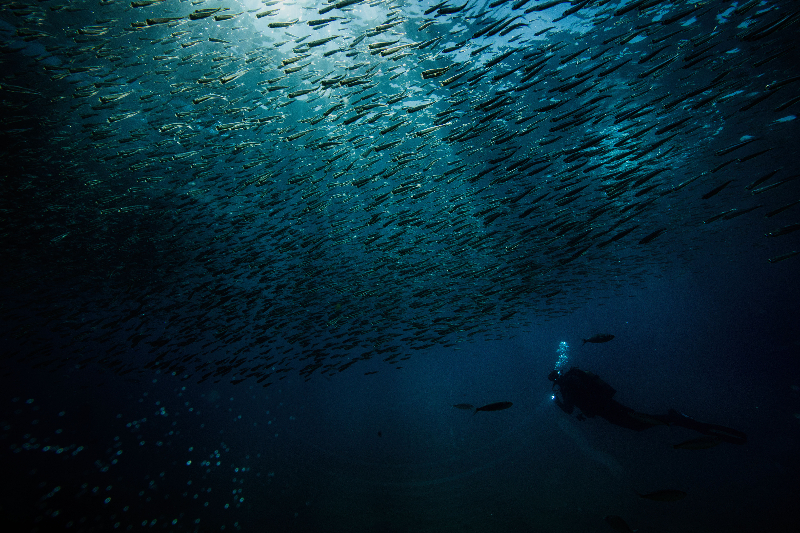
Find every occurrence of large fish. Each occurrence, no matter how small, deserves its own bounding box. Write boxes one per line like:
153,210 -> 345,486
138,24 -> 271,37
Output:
582,334 -> 615,345
604,515 -> 635,533
474,401 -> 513,414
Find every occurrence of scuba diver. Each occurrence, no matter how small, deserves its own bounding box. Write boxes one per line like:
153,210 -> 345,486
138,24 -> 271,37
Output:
548,367 -> 747,445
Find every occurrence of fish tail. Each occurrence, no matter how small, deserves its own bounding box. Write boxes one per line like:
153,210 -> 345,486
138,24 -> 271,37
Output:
582,339 -> 587,345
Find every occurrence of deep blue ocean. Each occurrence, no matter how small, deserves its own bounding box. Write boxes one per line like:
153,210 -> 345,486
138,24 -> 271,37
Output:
3,247 -> 799,532
2,0 -> 799,531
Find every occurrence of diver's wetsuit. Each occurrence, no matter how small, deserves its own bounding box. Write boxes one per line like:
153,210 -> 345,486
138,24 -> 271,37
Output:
551,367 -> 747,444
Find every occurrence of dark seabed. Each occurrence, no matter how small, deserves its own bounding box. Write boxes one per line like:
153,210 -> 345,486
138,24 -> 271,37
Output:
1,0 -> 799,532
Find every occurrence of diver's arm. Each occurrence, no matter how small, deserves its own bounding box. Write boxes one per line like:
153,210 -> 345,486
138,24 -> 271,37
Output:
555,394 -> 574,415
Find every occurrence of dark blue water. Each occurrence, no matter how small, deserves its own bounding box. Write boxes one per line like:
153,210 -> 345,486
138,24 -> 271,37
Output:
3,250 -> 798,533
2,0 -> 800,531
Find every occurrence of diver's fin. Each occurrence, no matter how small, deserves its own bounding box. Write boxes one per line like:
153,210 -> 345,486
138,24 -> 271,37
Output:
629,411 -> 669,427
704,425 -> 747,445
668,409 -> 747,444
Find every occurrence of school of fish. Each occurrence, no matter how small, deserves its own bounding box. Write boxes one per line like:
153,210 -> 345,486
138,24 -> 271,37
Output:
1,0 -> 798,385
